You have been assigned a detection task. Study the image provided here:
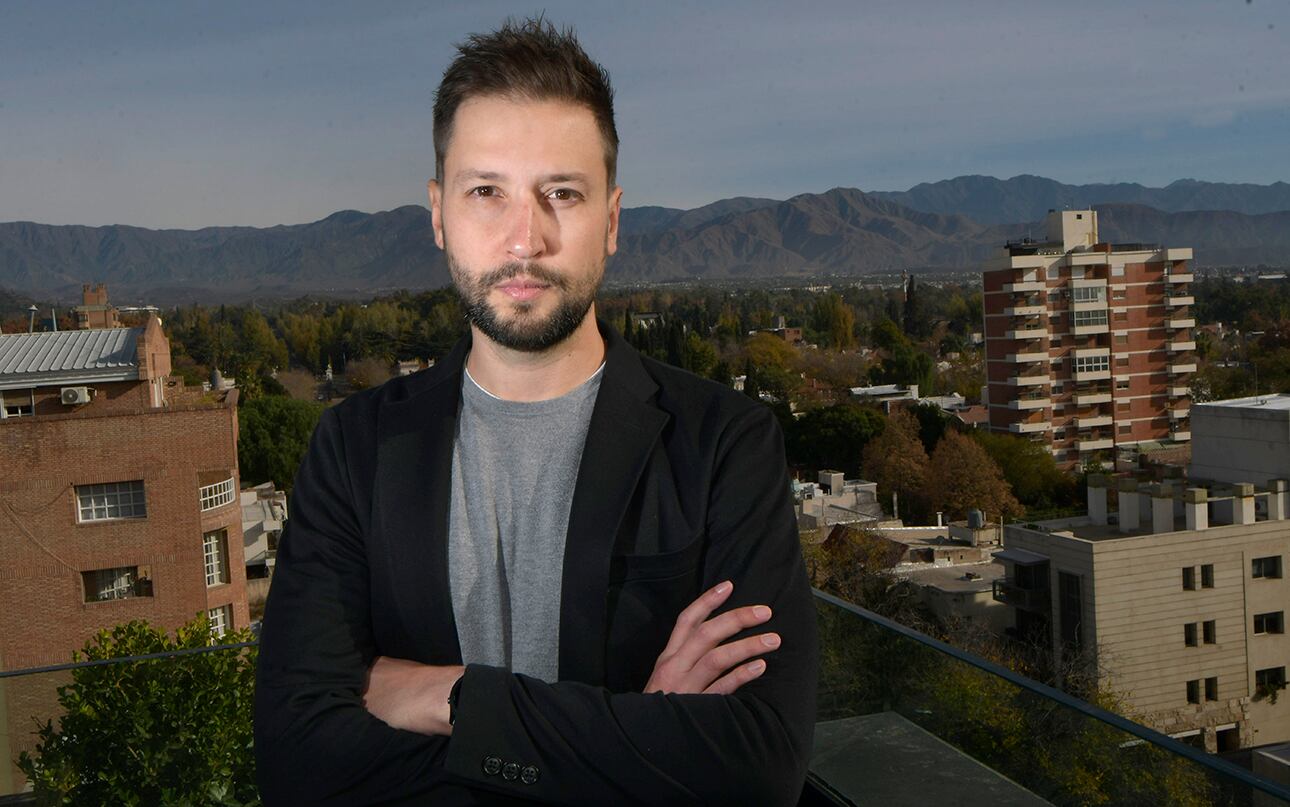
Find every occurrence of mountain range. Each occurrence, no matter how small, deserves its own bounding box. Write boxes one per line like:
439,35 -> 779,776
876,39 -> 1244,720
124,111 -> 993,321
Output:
2,176 -> 1288,302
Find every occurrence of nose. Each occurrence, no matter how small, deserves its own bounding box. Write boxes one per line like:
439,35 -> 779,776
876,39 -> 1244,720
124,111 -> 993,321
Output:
506,197 -> 548,261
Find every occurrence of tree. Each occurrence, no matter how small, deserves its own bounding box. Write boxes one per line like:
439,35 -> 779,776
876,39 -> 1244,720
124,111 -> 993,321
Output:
972,430 -> 1076,512
860,409 -> 930,522
237,396 -> 325,493
742,331 -> 798,371
785,402 -> 884,477
811,293 -> 856,350
927,430 -> 1024,522
18,616 -> 258,806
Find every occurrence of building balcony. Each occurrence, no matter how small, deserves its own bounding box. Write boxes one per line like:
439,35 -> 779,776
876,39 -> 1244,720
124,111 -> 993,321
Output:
1167,317 -> 1196,329
1169,362 -> 1198,375
1168,340 -> 1197,353
1002,280 -> 1047,293
1005,351 -> 1049,363
1003,302 -> 1046,316
5,592 -> 1289,806
991,579 -> 1050,612
1164,248 -> 1194,261
1072,323 -> 1110,336
1074,391 -> 1113,405
1008,421 -> 1051,434
1165,295 -> 1195,307
1073,368 -> 1112,382
1169,385 -> 1190,398
1007,373 -> 1051,386
1004,327 -> 1049,340
1164,271 -> 1196,283
1075,414 -> 1113,428
1078,437 -> 1115,452
1172,430 -> 1192,442
1009,397 -> 1050,410
1170,407 -> 1190,420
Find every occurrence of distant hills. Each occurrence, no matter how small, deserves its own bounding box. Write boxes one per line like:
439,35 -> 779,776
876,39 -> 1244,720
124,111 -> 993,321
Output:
2,176 -> 1288,302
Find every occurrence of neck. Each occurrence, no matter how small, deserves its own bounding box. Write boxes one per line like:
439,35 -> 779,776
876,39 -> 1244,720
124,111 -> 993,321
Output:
464,310 -> 606,402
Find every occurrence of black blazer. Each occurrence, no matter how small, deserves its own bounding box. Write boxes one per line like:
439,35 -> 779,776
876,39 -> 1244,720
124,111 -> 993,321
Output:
254,322 -> 818,806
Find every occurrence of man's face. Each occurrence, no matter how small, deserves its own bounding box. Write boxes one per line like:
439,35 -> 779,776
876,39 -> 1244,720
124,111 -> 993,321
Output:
428,95 -> 622,352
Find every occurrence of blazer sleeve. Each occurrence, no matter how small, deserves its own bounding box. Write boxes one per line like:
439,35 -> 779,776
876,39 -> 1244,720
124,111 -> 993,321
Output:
254,406 -> 452,805
442,404 -> 818,806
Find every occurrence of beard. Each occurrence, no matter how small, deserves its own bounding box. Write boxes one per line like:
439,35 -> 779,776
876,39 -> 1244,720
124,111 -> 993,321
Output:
447,252 -> 602,353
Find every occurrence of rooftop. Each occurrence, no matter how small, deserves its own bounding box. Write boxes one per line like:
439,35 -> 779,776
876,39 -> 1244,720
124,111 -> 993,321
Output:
1196,393 -> 1290,412
0,327 -> 141,389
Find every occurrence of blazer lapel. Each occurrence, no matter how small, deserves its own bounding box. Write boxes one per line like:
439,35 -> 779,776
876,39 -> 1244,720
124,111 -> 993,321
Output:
376,338 -> 469,664
558,326 -> 668,684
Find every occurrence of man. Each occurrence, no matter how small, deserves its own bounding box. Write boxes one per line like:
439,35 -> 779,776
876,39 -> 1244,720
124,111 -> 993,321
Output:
255,18 -> 817,805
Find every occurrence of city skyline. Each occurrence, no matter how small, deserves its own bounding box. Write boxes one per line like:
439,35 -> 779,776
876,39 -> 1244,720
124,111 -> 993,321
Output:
2,0 -> 1287,229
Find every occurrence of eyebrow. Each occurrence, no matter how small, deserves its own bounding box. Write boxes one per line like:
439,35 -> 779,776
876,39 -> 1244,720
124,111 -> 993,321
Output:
452,169 -> 590,185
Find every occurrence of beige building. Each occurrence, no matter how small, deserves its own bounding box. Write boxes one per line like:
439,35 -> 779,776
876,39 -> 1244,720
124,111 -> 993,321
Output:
993,399 -> 1290,752
982,210 -> 1194,468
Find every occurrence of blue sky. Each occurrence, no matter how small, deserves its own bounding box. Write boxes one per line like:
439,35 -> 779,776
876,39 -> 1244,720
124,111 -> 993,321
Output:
1,0 -> 1286,228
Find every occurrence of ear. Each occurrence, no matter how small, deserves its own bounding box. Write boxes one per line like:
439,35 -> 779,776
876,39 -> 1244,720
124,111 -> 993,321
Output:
605,185 -> 623,256
428,179 -> 445,250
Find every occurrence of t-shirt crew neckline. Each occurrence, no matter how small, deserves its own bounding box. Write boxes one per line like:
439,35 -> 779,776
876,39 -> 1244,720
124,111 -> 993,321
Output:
463,363 -> 606,414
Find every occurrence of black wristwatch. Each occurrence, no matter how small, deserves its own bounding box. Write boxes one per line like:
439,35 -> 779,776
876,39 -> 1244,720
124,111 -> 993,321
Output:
447,675 -> 464,726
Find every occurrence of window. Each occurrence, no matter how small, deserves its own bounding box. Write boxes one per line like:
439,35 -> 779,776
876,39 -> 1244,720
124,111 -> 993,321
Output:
1073,310 -> 1108,328
1115,334 -> 1129,344
1059,572 -> 1083,652
1203,620 -> 1216,644
82,566 -> 152,603
1112,265 -> 1125,277
1254,612 -> 1285,635
1253,556 -> 1283,579
1201,564 -> 1215,588
1116,380 -> 1130,391
1184,622 -> 1197,646
1,388 -> 35,418
1118,424 -> 1132,435
1183,567 -> 1196,590
1205,677 -> 1218,701
1075,355 -> 1110,373
1047,266 -> 1060,280
1072,267 -> 1086,280
1113,311 -> 1129,321
199,477 -> 236,512
1256,667 -> 1287,694
1072,286 -> 1104,303
203,529 -> 230,587
1053,429 -> 1066,440
1186,679 -> 1200,704
208,604 -> 233,639
1115,356 -> 1130,367
1112,289 -> 1128,300
76,481 -> 147,522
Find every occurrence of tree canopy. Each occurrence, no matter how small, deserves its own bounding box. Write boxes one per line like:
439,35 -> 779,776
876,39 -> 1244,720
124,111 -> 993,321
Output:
860,409 -> 930,522
927,430 -> 1024,522
237,396 -> 325,493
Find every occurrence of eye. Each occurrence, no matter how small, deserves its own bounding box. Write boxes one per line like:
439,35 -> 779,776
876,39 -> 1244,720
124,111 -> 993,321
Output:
468,186 -> 498,198
547,188 -> 583,202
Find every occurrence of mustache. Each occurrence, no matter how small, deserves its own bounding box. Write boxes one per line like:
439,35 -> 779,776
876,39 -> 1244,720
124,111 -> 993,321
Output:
479,262 -> 568,290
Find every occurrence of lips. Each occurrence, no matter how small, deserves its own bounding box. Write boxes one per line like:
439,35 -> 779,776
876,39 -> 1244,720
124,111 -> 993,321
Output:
495,277 -> 550,301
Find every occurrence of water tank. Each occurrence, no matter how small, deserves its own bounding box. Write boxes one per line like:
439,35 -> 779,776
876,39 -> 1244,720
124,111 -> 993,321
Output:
967,509 -> 985,528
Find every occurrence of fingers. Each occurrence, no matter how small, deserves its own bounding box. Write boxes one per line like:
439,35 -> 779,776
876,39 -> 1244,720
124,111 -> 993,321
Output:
668,603 -> 773,673
659,580 -> 734,658
703,658 -> 768,696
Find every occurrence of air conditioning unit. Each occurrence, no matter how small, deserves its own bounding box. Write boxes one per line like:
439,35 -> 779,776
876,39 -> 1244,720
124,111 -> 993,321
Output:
60,386 -> 93,405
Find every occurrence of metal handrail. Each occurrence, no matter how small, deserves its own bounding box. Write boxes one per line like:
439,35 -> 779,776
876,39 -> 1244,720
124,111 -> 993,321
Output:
0,640 -> 256,679
812,587 -> 1290,804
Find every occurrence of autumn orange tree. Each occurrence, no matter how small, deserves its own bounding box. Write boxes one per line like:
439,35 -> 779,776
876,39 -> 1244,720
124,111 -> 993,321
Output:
927,430 -> 1024,522
860,409 -> 930,522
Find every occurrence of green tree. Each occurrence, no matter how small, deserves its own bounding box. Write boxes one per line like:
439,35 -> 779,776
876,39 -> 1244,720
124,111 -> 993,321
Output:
238,396 -> 325,493
785,402 -> 884,477
18,616 -> 258,806
972,430 -> 1075,512
811,293 -> 857,350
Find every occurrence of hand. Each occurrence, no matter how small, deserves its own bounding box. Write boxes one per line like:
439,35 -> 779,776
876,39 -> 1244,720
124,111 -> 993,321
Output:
644,581 -> 779,695
362,657 -> 464,736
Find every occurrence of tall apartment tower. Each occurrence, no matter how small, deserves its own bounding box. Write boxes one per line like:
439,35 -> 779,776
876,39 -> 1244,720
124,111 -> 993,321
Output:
983,210 -> 1195,468
0,312 -> 247,790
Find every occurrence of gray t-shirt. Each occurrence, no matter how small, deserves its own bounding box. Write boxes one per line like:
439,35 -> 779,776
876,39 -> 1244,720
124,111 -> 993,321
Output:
447,365 -> 603,682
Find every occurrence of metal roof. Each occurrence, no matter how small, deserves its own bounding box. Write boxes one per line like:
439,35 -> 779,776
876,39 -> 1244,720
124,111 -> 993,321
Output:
0,328 -> 141,389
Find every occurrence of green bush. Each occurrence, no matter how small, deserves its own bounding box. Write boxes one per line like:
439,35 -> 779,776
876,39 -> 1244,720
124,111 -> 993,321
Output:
18,616 -> 259,806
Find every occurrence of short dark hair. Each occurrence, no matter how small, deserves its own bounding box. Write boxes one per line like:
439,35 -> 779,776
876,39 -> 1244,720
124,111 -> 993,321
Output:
433,17 -> 618,185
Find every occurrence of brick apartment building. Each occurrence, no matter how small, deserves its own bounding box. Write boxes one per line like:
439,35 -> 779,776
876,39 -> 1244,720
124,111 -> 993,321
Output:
0,305 -> 247,790
983,210 -> 1195,468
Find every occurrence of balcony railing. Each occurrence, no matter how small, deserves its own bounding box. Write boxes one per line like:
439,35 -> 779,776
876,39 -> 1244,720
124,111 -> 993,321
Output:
5,596 -> 1290,805
198,477 -> 236,512
991,579 -> 1050,612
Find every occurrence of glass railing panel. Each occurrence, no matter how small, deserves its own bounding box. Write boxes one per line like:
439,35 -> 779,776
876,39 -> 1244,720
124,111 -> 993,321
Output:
813,590 -> 1290,807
